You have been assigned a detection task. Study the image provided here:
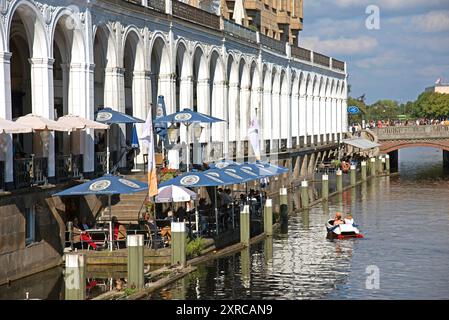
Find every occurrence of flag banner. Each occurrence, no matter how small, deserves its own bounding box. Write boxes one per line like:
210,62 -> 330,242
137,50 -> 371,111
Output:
155,96 -> 168,145
248,111 -> 261,161
141,108 -> 158,198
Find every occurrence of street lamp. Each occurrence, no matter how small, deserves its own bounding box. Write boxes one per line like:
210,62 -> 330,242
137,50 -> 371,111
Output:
193,125 -> 204,141
167,123 -> 179,145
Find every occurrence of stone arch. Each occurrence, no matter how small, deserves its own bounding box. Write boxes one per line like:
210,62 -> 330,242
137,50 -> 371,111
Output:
262,63 -> 272,142
280,69 -> 289,141
210,49 -> 226,152
7,0 -> 49,58
381,141 -> 449,154
150,33 -> 171,113
93,24 -> 119,110
175,39 -> 192,112
271,67 -> 281,142
227,54 -> 239,145
239,57 -> 251,143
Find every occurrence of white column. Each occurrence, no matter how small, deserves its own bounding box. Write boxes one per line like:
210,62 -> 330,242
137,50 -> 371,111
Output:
306,94 -> 313,143
341,98 -> 348,135
336,98 -> 342,135
0,52 -> 13,184
228,83 -> 239,144
262,87 -> 272,144
159,73 -> 176,115
313,95 -> 320,143
179,76 -> 194,144
197,78 -> 210,143
30,57 -> 56,178
332,97 -> 337,135
280,90 -> 290,146
325,97 -> 332,138
239,85 -> 251,145
291,92 -> 299,143
211,81 -> 226,155
69,63 -> 96,173
271,86 -> 281,145
299,94 -> 306,141
320,96 -> 326,142
132,70 -> 151,165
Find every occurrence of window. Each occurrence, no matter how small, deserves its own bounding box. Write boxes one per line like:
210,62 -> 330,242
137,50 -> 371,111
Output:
25,206 -> 36,246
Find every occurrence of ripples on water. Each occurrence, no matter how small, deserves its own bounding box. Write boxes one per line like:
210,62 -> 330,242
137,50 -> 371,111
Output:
150,148 -> 449,300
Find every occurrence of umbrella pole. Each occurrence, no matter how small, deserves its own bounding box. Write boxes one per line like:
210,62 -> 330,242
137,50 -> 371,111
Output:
215,187 -> 219,236
109,195 -> 113,252
107,128 -> 110,174
186,124 -> 190,172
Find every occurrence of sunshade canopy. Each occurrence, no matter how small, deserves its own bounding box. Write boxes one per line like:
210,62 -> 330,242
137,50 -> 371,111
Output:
16,114 -> 71,132
159,171 -> 229,188
342,138 -> 380,150
153,108 -> 225,124
155,185 -> 198,203
252,161 -> 289,175
53,174 -> 148,196
95,108 -> 145,124
56,114 -> 109,130
209,159 -> 240,169
0,118 -> 32,134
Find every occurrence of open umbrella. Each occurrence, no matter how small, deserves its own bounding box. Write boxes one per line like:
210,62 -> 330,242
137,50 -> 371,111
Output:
209,159 -> 239,170
56,115 -> 109,130
54,174 -> 148,251
159,171 -> 229,188
16,114 -> 71,132
155,185 -> 198,203
95,108 -> 145,174
0,118 -> 32,134
154,108 -> 225,172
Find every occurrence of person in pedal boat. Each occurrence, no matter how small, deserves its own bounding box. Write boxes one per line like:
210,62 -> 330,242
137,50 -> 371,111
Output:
333,212 -> 344,225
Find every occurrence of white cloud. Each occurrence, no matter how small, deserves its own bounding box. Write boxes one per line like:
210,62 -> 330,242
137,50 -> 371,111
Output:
408,10 -> 449,32
354,51 -> 412,69
300,36 -> 378,56
333,0 -> 447,10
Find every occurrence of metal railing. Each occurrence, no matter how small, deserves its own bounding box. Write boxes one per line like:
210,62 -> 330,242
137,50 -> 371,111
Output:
147,0 -> 166,12
223,19 -> 258,43
259,33 -> 286,54
332,59 -> 345,71
56,155 -> 71,183
33,157 -> 48,185
14,158 -> 33,189
72,154 -> 84,179
95,152 -> 107,177
313,52 -> 331,67
172,0 -> 220,29
372,125 -> 449,140
291,46 -> 312,62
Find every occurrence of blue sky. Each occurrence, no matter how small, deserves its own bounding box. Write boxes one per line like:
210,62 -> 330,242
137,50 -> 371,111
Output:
300,0 -> 449,104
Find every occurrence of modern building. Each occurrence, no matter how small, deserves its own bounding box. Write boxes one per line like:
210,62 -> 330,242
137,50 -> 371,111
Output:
425,83 -> 449,94
187,0 -> 303,44
0,0 -> 348,285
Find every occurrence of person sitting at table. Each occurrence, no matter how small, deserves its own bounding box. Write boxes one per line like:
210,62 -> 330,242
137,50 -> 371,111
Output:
112,216 -> 127,249
72,217 -> 97,250
176,203 -> 187,222
80,216 -> 91,231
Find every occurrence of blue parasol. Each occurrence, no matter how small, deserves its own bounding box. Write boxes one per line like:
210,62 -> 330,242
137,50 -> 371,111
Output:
54,175 -> 148,251
159,171 -> 230,188
209,159 -> 240,170
153,108 -> 225,125
95,108 -> 145,124
95,108 -> 145,174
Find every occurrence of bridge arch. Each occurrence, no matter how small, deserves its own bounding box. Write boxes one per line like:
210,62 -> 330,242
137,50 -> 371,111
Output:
382,141 -> 449,154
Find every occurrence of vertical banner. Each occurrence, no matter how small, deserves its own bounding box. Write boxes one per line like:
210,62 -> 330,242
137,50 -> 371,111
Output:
141,107 -> 158,197
155,96 -> 168,148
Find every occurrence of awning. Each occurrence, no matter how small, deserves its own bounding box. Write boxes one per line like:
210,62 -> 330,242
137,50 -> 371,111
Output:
342,138 -> 380,150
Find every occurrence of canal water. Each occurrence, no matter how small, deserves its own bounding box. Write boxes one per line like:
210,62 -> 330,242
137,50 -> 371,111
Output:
149,147 -> 449,300
1,147 -> 448,300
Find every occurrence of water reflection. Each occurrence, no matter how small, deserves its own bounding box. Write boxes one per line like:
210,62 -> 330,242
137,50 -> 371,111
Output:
152,147 -> 449,300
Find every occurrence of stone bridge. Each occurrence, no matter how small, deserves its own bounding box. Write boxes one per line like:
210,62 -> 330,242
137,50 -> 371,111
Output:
371,125 -> 449,170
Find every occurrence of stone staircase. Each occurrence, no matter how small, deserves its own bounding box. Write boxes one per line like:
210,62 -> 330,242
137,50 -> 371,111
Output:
100,172 -> 149,224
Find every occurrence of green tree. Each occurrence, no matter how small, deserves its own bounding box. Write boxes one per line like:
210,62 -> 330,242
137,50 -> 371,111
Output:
366,99 -> 400,121
412,92 -> 449,118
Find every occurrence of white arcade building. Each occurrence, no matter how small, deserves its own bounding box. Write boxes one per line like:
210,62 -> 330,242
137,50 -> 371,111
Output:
0,0 -> 348,188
